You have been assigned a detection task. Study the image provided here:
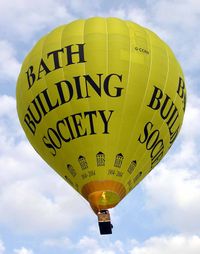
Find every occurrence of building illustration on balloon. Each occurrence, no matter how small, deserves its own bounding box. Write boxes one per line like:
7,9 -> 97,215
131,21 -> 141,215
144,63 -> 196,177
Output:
78,155 -> 88,170
96,152 -> 105,166
16,17 -> 186,234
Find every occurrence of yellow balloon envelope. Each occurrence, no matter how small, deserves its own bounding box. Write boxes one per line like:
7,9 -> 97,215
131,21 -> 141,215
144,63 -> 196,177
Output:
16,17 -> 186,215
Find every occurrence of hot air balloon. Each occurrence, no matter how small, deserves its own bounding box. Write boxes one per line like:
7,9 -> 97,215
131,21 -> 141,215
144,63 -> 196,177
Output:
16,17 -> 186,234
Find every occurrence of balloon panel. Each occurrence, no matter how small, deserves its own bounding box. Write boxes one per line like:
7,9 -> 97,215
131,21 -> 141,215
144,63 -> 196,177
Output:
16,17 -> 186,211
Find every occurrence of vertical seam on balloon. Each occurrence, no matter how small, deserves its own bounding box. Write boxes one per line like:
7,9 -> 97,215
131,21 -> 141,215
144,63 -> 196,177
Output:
135,29 -> 153,121
148,42 -> 182,170
82,18 -> 104,190
152,41 -> 171,157
137,37 -> 181,182
120,21 -> 139,190
139,34 -> 171,179
123,25 -> 153,191
117,20 -> 132,193
152,38 -> 171,132
123,26 -> 153,155
77,19 -> 89,170
31,30 -> 69,183
103,18 -> 121,194
142,35 -> 171,173
59,24 -> 78,187
48,25 -> 74,187
134,28 -> 153,189
43,25 -> 75,188
134,31 -> 172,185
60,24 -> 68,85
104,17 -> 109,181
153,45 -> 182,163
32,33 -> 51,161
81,18 -> 93,191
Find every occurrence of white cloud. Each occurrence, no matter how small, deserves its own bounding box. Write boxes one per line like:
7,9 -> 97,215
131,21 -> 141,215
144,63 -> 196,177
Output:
0,41 -> 21,81
107,7 -> 148,25
0,0 -> 103,44
43,237 -> 72,248
144,0 -> 200,72
13,247 -> 33,254
0,152 -> 90,234
148,0 -> 200,29
140,92 -> 200,233
100,1 -> 200,75
134,95 -> 200,234
67,0 -> 101,16
130,235 -> 200,254
0,0 -> 73,42
143,164 -> 200,233
77,237 -> 101,253
0,96 -> 90,235
181,94 -> 200,140
43,235 -> 126,254
42,234 -> 200,254
76,236 -> 124,254
0,95 -> 16,117
106,5 -> 164,36
166,93 -> 200,169
0,240 -> 5,254
0,95 -> 23,157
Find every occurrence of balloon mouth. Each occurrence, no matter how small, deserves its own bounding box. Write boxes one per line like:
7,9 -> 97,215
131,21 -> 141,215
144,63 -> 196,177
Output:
88,191 -> 120,212
81,180 -> 126,214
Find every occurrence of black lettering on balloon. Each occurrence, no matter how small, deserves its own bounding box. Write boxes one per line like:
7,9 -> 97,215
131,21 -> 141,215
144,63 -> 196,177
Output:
37,58 -> 51,80
47,48 -> 64,70
177,77 -> 186,111
25,43 -> 87,89
147,85 -> 180,144
71,113 -> 87,138
24,73 -> 122,135
147,86 -> 163,110
47,128 -> 62,149
24,113 -> 36,135
138,121 -> 165,167
104,74 -> 123,97
73,76 -> 84,99
41,110 -> 114,156
42,135 -> 57,156
56,120 -> 71,143
26,66 -> 36,89
65,43 -> 86,65
55,80 -> 74,104
84,111 -> 97,135
84,74 -> 103,97
42,88 -> 60,111
99,110 -> 114,134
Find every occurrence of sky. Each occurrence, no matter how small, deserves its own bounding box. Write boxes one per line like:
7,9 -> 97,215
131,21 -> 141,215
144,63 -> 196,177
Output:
0,0 -> 200,253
